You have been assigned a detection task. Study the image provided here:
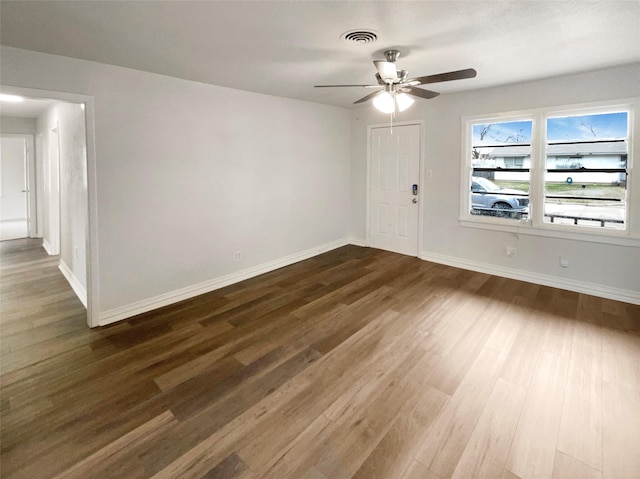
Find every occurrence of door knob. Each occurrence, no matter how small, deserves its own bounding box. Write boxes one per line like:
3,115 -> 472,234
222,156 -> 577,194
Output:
412,198 -> 418,204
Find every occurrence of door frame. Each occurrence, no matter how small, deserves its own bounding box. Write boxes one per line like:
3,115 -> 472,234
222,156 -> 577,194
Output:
45,123 -> 61,255
1,85 -> 100,328
366,120 -> 424,257
1,133 -> 36,237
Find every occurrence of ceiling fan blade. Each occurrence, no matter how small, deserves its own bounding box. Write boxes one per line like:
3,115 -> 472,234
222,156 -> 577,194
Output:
373,60 -> 398,81
354,90 -> 382,104
315,84 -> 381,88
411,68 -> 477,85
405,87 -> 440,100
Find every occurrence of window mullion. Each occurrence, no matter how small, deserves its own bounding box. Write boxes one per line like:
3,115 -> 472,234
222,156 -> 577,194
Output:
529,112 -> 545,228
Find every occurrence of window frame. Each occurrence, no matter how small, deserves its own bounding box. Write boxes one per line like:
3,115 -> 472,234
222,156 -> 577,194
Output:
461,112 -> 537,227
460,98 -> 639,246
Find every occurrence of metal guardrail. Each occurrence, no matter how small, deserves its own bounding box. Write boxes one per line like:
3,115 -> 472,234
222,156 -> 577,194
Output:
544,214 -> 624,228
471,209 -> 623,228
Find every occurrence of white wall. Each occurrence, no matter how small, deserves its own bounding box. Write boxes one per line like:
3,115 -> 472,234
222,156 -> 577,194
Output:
351,64 -> 640,301
37,102 -> 88,302
1,46 -> 351,322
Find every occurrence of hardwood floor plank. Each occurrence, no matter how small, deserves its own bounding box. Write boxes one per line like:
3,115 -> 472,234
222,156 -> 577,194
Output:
505,352 -> 570,479
309,347 -> 439,478
148,309 -> 408,478
309,286 -> 397,354
350,379 -> 448,478
602,380 -> 640,479
51,411 -> 177,479
484,302 -> 525,355
200,453 -> 254,479
128,346 -> 321,477
1,379 -> 165,478
415,347 -> 508,478
259,413 -> 333,479
557,341 -> 603,471
422,297 -> 502,395
601,328 -> 640,392
321,312 -> 433,423
573,295 -> 604,350
451,377 -> 527,479
502,469 -> 524,479
552,451 -> 602,479
236,311 -> 420,475
541,313 -> 575,358
400,460 -> 444,479
499,314 -> 545,387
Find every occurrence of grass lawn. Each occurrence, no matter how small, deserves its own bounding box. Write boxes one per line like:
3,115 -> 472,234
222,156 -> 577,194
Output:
491,180 -> 626,206
493,180 -> 625,200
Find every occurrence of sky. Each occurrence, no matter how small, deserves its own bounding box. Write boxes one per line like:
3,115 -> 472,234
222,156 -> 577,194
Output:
472,111 -> 628,145
472,120 -> 532,145
546,112 -> 628,141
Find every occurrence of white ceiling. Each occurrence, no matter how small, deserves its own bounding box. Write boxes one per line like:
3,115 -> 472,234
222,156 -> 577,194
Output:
1,1 -> 639,109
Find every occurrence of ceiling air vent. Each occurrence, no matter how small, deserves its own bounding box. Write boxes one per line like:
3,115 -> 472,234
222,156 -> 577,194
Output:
341,29 -> 378,44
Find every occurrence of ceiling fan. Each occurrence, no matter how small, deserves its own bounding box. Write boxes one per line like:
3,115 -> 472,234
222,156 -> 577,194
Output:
315,49 -> 477,113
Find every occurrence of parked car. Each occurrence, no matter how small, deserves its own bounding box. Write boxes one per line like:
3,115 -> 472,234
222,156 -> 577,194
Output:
471,176 -> 529,218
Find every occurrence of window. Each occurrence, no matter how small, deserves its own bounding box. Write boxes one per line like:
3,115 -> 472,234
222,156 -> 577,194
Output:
544,112 -> 628,230
462,101 -> 635,238
503,157 -> 525,168
469,118 -> 532,221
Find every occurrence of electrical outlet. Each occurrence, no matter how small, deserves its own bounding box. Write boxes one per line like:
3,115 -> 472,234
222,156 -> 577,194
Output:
233,251 -> 242,262
506,246 -> 517,257
559,256 -> 569,268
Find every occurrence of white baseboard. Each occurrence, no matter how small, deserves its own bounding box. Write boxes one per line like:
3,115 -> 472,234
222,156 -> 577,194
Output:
348,237 -> 367,247
98,238 -> 352,326
42,238 -> 54,255
420,250 -> 640,305
59,260 -> 88,308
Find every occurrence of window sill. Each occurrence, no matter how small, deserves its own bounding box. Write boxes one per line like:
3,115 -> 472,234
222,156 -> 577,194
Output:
459,217 -> 640,246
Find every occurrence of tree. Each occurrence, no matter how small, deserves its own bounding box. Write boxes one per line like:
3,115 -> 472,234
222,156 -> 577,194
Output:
503,129 -> 527,143
581,122 -> 597,137
473,124 -> 492,159
478,124 -> 492,140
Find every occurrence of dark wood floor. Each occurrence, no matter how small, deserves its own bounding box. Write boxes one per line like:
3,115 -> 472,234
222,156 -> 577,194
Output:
1,238 -> 639,479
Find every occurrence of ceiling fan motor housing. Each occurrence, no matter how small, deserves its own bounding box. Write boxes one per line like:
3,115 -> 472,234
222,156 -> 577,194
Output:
384,49 -> 400,63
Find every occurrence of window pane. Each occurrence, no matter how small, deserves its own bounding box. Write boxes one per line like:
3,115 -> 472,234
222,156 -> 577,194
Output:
471,120 -> 532,220
547,112 -> 627,142
544,112 -> 627,230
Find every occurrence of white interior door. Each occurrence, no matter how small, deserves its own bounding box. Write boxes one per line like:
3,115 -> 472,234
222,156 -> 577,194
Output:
369,124 -> 421,256
0,136 -> 29,240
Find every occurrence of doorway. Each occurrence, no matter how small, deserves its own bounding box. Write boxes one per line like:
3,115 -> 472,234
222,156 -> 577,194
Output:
368,123 -> 422,256
0,135 -> 33,241
0,86 -> 98,327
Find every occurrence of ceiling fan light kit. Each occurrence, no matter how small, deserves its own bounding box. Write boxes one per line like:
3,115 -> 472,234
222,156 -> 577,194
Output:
373,91 -> 414,114
315,49 -> 476,115
372,91 -> 395,113
395,92 -> 414,112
